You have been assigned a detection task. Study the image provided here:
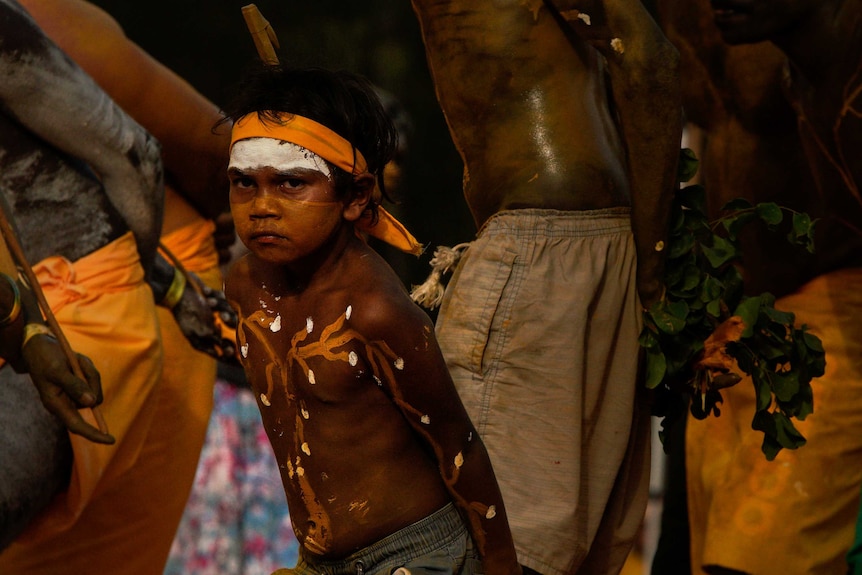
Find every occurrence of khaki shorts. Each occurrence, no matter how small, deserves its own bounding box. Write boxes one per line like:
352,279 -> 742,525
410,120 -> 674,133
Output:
436,208 -> 650,575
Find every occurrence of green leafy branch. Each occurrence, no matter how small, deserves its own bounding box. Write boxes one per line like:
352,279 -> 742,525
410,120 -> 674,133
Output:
641,149 -> 826,460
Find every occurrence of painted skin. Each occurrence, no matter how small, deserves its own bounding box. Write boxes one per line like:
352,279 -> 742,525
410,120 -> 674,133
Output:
225,141 -> 520,574
410,0 -> 682,307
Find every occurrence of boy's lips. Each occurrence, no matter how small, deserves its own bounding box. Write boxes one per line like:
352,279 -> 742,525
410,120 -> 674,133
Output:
250,230 -> 287,242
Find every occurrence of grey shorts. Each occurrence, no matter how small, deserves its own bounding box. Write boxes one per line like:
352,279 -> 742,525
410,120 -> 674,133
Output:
275,503 -> 482,575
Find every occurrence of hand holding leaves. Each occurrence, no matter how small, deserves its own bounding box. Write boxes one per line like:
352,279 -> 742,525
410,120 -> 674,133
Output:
641,149 -> 825,460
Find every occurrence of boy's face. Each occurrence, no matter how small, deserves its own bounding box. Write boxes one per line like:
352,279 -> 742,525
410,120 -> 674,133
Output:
229,138 -> 345,265
707,0 -> 819,45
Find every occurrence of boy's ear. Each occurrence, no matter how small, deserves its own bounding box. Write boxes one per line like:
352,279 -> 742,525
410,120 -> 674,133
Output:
343,173 -> 375,222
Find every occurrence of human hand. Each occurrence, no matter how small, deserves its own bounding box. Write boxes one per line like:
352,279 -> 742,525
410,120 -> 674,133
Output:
173,271 -> 238,362
22,332 -> 115,445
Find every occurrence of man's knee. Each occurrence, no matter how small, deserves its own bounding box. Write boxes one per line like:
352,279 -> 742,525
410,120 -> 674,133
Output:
0,369 -> 71,550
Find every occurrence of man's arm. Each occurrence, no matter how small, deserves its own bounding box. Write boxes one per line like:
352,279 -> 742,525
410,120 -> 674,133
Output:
19,0 -> 232,222
0,0 -> 163,277
549,0 -> 682,307
0,195 -> 112,444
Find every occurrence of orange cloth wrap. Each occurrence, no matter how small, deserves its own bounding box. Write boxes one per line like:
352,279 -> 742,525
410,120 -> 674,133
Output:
0,232 -> 166,574
231,113 -> 423,256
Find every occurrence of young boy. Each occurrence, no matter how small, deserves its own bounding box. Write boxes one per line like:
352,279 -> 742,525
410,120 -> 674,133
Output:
223,66 -> 521,575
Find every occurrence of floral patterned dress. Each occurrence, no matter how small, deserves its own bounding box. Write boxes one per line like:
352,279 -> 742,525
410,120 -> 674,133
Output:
164,377 -> 300,575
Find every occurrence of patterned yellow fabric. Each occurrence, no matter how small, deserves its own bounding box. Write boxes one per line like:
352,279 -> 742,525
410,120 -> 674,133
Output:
687,268 -> 862,575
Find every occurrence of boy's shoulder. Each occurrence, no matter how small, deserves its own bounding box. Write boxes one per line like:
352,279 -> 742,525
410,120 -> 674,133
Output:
340,257 -> 433,342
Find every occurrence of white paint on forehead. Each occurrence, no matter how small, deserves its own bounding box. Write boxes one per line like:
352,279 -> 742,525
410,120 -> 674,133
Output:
230,138 -> 332,178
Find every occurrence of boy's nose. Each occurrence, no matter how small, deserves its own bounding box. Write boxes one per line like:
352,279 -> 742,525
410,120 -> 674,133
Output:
249,189 -> 280,218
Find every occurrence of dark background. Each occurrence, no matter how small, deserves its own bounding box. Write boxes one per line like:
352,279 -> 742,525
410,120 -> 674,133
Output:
89,0 -> 474,288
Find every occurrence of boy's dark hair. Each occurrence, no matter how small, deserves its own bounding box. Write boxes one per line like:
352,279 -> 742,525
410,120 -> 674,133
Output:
221,65 -> 398,217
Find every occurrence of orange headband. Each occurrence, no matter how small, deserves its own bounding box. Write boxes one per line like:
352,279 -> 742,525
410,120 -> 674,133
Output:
230,113 -> 423,256
231,113 -> 367,176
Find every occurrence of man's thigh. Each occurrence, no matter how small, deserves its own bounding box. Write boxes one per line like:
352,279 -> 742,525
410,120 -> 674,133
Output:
0,367 -> 71,550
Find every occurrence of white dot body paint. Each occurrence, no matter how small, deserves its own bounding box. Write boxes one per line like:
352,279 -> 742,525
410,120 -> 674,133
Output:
349,351 -> 358,366
578,12 -> 591,25
611,38 -> 625,54
241,343 -> 249,358
454,452 -> 464,468
373,375 -> 382,387
306,317 -> 314,333
301,442 -> 311,456
421,415 -> 431,425
394,358 -> 405,370
486,505 -> 497,519
229,138 -> 333,179
270,315 -> 282,332
301,408 -> 310,419
260,393 -> 271,406
345,305 -> 352,320
308,370 -> 316,384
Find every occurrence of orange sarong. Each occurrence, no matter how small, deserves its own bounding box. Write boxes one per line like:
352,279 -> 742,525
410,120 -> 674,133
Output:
687,268 -> 862,575
0,232 -> 164,574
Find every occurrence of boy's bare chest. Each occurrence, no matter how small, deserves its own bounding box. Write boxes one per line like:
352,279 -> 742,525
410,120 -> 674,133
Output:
238,299 -> 383,404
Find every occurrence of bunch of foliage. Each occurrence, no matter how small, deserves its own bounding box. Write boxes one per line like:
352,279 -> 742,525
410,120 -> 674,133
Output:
641,149 -> 826,460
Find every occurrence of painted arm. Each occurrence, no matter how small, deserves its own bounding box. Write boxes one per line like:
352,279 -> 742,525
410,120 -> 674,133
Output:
549,0 -> 682,307
368,297 -> 521,575
0,0 -> 163,277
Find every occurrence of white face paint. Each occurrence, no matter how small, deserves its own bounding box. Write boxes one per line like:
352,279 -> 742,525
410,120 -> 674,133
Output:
229,138 -> 332,179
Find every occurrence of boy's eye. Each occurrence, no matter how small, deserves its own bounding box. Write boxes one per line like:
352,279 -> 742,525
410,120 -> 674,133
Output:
231,175 -> 255,188
282,177 -> 305,189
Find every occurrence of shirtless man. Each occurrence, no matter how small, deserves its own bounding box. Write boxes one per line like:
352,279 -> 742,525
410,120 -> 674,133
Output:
13,3 -> 237,570
0,1 -> 226,572
0,0 -> 164,556
410,1 -> 681,573
651,1 -> 862,573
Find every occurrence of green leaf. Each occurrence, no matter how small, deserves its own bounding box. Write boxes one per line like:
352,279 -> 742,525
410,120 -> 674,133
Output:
648,302 -> 687,335
802,331 -> 824,353
722,211 -> 758,242
638,326 -> 659,350
645,349 -> 667,389
772,371 -> 800,403
668,231 -> 695,260
702,235 -> 738,269
752,409 -> 776,435
678,148 -> 700,183
734,296 -> 763,338
761,433 -> 783,461
755,202 -> 783,229
774,411 -> 807,449
752,371 -> 773,411
721,198 -> 754,212
796,385 -> 814,420
706,298 -> 721,318
681,265 -> 702,291
764,305 -> 796,326
679,185 -> 706,213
